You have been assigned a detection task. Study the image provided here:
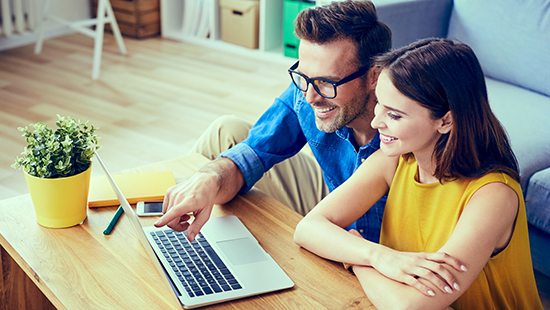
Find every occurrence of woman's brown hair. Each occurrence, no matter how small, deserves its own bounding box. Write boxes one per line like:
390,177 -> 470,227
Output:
375,38 -> 520,182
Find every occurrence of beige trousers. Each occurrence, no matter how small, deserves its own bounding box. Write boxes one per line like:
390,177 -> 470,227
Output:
188,115 -> 330,215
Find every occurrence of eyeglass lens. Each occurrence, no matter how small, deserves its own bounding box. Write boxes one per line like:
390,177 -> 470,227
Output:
290,72 -> 336,98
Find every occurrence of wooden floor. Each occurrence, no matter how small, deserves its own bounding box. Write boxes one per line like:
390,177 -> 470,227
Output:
0,33 -> 292,201
1,33 -> 549,309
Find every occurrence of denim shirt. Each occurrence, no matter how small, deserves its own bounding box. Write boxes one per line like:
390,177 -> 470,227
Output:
220,83 -> 386,243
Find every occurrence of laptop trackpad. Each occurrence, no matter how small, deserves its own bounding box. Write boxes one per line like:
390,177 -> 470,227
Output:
217,238 -> 268,266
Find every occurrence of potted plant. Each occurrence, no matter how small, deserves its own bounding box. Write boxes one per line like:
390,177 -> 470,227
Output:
12,115 -> 100,228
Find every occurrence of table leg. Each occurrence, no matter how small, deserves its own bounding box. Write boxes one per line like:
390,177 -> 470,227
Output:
0,246 -> 56,310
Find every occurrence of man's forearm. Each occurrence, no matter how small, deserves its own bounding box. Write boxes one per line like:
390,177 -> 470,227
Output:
198,157 -> 245,205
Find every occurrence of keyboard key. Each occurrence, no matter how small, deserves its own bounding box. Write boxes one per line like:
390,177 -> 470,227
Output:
221,285 -> 232,291
203,246 -> 223,264
212,284 -> 222,293
223,275 -> 234,281
218,279 -> 228,286
191,285 -> 201,291
203,287 -> 213,295
194,290 -> 204,297
204,273 -> 214,280
220,269 -> 231,275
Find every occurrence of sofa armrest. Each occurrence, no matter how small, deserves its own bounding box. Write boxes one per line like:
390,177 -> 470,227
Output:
374,0 -> 453,48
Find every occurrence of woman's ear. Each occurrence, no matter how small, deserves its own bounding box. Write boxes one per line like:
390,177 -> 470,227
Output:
438,111 -> 453,134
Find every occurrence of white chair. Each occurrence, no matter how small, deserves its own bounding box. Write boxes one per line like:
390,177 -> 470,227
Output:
34,0 -> 127,80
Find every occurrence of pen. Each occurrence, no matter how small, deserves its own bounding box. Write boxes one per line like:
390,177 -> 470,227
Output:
103,205 -> 124,235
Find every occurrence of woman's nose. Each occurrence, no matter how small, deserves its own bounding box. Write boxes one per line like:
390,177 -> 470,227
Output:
371,106 -> 385,129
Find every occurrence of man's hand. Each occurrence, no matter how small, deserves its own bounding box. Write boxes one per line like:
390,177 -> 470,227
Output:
154,158 -> 245,241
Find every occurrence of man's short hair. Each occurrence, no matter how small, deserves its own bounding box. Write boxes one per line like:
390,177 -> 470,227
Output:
295,0 -> 392,69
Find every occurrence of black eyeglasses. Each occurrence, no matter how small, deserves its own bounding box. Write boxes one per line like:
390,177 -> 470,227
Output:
288,61 -> 368,99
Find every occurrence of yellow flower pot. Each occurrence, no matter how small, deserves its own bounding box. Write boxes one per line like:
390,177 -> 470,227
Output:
24,166 -> 92,228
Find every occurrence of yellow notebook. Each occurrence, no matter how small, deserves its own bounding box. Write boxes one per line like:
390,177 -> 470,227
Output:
87,171 -> 176,208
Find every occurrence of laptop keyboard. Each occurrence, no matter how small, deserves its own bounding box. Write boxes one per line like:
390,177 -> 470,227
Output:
150,229 -> 242,298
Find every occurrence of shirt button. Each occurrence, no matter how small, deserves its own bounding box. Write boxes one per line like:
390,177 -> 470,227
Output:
361,158 -> 366,163
359,229 -> 364,233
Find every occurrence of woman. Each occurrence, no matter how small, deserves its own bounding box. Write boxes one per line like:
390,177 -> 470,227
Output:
294,38 -> 543,309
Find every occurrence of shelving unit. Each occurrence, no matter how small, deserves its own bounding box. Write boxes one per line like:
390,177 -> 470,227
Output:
160,0 -> 294,65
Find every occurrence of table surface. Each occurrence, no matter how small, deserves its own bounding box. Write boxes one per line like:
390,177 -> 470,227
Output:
0,153 -> 375,309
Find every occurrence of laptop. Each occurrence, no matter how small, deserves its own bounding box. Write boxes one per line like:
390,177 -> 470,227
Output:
94,151 -> 294,309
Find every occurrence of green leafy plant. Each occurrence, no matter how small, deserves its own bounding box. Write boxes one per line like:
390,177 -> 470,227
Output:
12,115 -> 100,179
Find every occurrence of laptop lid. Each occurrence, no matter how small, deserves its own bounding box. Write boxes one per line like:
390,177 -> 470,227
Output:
94,151 -> 181,303
93,151 -> 294,308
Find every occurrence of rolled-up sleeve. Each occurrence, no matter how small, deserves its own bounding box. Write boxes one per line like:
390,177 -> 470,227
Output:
219,84 -> 307,194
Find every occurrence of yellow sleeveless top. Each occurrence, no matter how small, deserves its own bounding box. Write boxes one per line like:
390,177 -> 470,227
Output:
380,156 -> 542,309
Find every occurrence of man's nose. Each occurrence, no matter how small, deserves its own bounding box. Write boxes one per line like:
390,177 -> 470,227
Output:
304,86 -> 324,104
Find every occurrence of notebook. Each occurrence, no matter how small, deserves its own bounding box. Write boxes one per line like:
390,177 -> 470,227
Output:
88,171 -> 176,208
93,152 -> 294,309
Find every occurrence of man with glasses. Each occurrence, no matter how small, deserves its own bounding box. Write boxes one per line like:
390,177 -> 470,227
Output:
156,0 -> 392,244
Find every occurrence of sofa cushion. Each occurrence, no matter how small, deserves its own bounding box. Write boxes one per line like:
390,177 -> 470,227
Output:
447,0 -> 550,97
485,78 -> 550,188
374,0 -> 453,48
528,223 -> 550,277
526,168 -> 550,234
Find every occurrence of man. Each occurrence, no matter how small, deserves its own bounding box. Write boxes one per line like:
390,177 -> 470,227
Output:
155,0 -> 392,244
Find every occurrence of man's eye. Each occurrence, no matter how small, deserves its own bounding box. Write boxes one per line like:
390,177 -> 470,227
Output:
315,80 -> 331,87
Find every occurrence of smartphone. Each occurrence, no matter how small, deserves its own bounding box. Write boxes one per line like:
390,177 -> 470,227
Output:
136,201 -> 164,217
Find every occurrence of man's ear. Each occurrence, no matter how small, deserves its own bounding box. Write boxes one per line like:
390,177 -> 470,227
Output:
367,67 -> 381,90
438,111 -> 453,134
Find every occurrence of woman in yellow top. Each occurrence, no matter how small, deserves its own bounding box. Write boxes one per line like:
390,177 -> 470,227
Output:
294,38 -> 543,310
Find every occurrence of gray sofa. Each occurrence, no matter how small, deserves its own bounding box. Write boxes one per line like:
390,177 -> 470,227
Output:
375,0 -> 550,277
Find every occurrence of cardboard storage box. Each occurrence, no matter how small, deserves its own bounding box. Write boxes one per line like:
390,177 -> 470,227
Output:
91,0 -> 160,39
220,0 -> 259,49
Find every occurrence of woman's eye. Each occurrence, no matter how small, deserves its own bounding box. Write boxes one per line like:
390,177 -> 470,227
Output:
388,112 -> 402,120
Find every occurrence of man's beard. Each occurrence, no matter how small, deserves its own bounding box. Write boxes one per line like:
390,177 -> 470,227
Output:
314,93 -> 370,133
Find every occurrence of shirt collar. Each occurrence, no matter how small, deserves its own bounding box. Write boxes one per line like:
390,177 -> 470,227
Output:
336,127 -> 381,151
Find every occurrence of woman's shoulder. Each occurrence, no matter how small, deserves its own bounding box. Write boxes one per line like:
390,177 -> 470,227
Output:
463,172 -> 522,214
358,150 -> 400,186
468,172 -> 521,193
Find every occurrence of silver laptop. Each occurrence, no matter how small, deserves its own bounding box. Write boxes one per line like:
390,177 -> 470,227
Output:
94,151 -> 294,309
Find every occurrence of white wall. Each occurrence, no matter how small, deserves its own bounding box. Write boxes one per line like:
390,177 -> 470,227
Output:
0,0 -> 91,51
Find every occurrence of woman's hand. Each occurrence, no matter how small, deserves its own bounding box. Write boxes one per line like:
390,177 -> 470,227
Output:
348,230 -> 466,297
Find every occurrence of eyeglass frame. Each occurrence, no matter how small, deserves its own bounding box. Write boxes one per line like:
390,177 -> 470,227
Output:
288,61 -> 369,99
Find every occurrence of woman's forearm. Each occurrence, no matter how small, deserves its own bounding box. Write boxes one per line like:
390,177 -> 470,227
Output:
353,265 -> 457,310
294,214 -> 379,266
